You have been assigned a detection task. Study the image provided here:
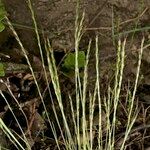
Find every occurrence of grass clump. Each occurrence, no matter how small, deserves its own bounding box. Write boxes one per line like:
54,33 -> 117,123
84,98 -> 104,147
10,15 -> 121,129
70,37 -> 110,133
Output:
0,1 -> 146,150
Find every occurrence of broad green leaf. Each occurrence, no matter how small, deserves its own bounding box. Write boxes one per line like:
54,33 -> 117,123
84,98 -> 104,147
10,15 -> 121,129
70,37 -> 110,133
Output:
0,14 -> 5,21
0,22 -> 5,32
63,51 -> 85,69
0,0 -> 6,32
0,63 -> 5,76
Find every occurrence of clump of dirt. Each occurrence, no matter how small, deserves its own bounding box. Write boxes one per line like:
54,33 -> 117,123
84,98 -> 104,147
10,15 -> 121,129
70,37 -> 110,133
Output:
1,0 -> 150,149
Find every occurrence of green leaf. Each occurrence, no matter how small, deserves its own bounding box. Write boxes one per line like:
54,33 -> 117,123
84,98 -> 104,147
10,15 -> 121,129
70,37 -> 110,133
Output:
0,63 -> 5,76
0,14 -> 5,21
0,0 -> 6,32
63,51 -> 85,69
0,22 -> 5,32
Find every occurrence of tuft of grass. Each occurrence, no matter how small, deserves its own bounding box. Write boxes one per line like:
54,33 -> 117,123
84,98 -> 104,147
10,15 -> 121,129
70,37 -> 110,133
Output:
0,1 -> 146,150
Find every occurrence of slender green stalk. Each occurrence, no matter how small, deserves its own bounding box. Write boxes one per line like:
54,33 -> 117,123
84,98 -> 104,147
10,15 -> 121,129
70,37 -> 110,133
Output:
46,39 -> 74,149
114,26 -> 150,37
120,38 -> 144,150
5,17 -> 61,150
95,36 -> 103,150
0,91 -> 31,150
111,39 -> 126,149
104,87 -> 111,150
1,80 -> 29,132
74,2 -> 85,148
27,0 -> 53,126
0,119 -> 25,150
89,92 -> 94,149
